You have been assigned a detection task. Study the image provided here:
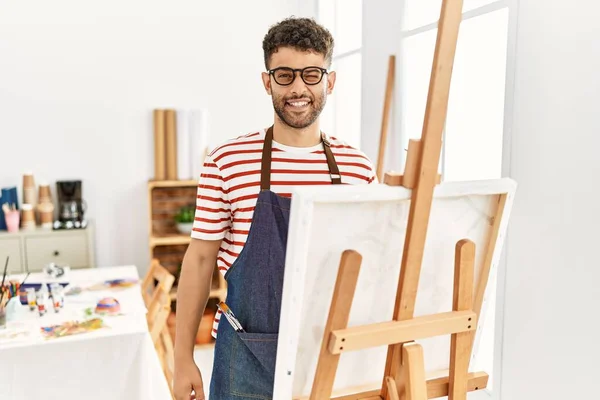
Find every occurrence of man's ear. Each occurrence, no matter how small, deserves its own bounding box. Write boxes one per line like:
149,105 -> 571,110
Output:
262,72 -> 272,95
326,71 -> 336,95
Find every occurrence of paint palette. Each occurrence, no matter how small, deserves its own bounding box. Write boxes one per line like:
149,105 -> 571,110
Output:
94,297 -> 121,315
40,318 -> 105,339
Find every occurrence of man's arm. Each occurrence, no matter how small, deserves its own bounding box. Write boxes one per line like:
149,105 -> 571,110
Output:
174,238 -> 221,364
175,151 -> 230,362
173,151 -> 229,399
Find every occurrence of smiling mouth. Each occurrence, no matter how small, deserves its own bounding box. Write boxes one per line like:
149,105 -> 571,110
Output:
285,99 -> 311,109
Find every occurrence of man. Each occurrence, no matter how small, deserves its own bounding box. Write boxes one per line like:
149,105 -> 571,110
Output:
174,17 -> 376,400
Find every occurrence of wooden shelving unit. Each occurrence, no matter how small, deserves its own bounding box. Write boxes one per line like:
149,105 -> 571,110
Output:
150,234 -> 191,247
148,179 -> 199,190
148,179 -> 227,348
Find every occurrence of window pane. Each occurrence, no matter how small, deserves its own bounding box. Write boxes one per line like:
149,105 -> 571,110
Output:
320,87 -> 336,139
444,8 -> 508,182
335,0 -> 362,55
330,53 -> 362,148
399,8 -> 508,180
318,0 -> 362,55
318,0 -> 336,38
398,28 -> 438,169
403,0 -> 501,31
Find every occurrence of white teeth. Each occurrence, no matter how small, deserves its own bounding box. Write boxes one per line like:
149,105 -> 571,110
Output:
289,101 -> 308,107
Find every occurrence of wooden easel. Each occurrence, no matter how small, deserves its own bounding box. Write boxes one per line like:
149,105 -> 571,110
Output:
375,54 -> 440,187
309,1 -> 484,399
375,54 -> 395,182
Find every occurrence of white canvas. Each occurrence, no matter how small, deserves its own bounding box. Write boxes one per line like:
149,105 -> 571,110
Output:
273,178 -> 516,399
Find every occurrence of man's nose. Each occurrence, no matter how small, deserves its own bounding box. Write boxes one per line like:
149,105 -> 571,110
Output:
289,71 -> 307,94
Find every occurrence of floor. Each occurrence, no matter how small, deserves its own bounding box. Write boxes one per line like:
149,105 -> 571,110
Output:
193,346 -> 214,397
192,347 -> 494,400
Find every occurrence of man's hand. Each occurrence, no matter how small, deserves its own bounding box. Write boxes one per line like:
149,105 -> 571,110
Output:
174,359 -> 205,400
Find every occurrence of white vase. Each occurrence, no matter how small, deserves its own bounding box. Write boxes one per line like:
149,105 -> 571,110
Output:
176,222 -> 193,234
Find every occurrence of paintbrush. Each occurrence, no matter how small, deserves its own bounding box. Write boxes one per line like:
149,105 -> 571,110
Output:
0,256 -> 9,307
20,271 -> 30,286
217,301 -> 245,332
13,271 -> 31,299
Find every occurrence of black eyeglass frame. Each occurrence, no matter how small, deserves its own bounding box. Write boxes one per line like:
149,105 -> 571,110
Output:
267,66 -> 329,86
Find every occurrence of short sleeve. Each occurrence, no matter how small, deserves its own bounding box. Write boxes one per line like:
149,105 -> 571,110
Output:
191,154 -> 231,240
365,156 -> 378,184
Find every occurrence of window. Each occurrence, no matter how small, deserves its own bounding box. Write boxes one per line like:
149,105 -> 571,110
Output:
317,0 -> 362,148
403,0 -> 501,31
398,1 -> 512,391
399,2 -> 509,181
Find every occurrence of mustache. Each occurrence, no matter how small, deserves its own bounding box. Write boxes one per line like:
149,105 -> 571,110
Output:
283,94 -> 313,101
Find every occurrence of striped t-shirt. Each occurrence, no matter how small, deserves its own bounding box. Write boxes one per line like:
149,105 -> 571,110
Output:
190,128 -> 376,336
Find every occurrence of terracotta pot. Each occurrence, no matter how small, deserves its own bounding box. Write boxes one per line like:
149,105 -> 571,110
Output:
167,312 -> 176,341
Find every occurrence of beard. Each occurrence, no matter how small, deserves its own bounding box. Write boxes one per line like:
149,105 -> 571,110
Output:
272,90 -> 326,129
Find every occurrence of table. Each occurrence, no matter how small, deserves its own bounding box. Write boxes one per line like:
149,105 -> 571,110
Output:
0,265 -> 172,400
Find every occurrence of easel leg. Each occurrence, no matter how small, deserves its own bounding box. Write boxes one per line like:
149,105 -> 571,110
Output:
310,250 -> 363,400
402,343 -> 428,400
390,344 -> 405,398
385,377 -> 400,400
449,240 -> 475,400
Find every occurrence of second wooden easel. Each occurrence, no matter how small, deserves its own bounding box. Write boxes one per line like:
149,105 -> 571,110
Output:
307,1 -> 485,399
375,55 -> 440,187
376,54 -> 395,181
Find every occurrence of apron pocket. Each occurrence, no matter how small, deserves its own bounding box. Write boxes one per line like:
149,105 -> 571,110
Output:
230,332 -> 279,399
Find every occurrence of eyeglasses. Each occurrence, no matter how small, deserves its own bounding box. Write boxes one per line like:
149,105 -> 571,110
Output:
268,66 -> 328,86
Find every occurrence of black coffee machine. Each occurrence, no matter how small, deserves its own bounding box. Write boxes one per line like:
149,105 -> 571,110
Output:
53,180 -> 88,230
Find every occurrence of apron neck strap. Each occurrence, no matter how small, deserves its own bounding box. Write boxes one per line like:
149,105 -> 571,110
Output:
260,127 -> 274,191
321,133 -> 343,185
261,125 -> 342,191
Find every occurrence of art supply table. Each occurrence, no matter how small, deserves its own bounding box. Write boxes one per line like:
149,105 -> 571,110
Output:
0,265 -> 171,400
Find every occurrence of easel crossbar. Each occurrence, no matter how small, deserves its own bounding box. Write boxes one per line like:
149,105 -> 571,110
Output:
328,310 -> 476,354
328,372 -> 488,400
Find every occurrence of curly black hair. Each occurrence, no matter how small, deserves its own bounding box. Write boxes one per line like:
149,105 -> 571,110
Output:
262,17 -> 334,70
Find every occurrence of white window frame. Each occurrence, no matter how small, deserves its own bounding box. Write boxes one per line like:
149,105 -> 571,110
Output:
316,0 -> 363,147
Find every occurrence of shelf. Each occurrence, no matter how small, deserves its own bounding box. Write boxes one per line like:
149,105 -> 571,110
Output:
150,234 -> 191,247
0,220 -> 94,238
148,176 -> 227,322
148,179 -> 198,189
170,287 -> 226,301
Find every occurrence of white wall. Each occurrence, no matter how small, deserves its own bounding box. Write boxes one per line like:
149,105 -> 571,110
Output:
500,0 -> 600,399
0,0 -> 315,273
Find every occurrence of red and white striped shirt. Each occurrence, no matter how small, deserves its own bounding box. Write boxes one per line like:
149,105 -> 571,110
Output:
190,128 -> 376,336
